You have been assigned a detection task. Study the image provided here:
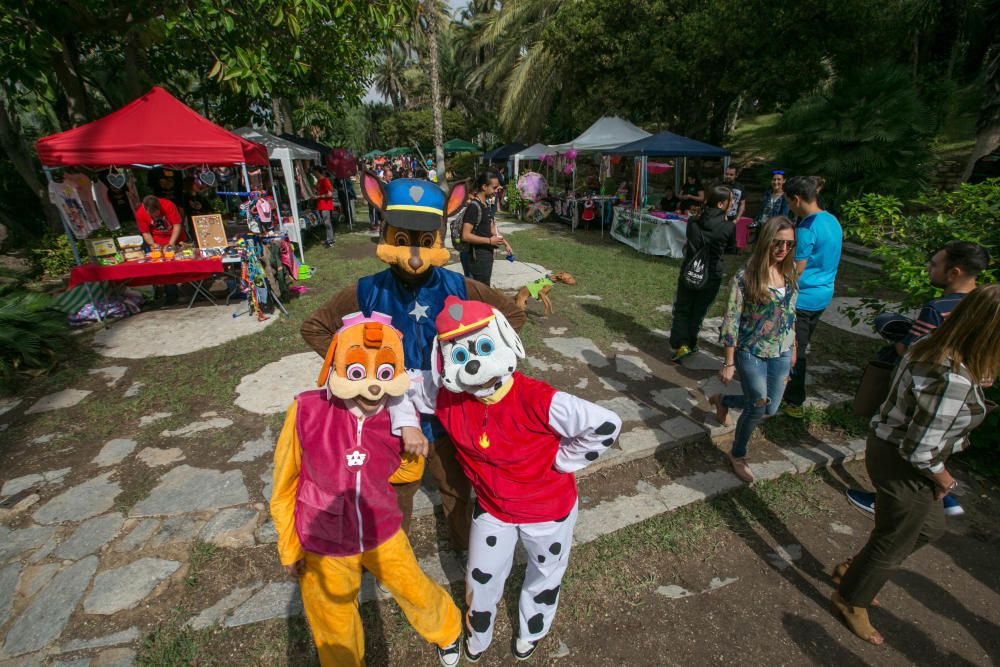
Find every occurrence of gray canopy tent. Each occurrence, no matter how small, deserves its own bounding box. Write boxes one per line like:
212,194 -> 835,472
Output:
233,127 -> 320,263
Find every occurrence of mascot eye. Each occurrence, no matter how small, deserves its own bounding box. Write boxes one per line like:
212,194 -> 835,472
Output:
418,232 -> 436,248
375,363 -> 395,381
475,337 -> 495,356
451,347 -> 469,365
394,231 -> 410,246
346,363 -> 367,381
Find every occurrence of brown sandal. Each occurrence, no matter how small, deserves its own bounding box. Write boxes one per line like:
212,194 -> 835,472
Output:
832,559 -> 880,607
708,394 -> 733,426
831,592 -> 884,645
729,456 -> 755,484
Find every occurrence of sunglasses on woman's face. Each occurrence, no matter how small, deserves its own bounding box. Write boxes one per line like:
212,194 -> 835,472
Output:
772,240 -> 795,249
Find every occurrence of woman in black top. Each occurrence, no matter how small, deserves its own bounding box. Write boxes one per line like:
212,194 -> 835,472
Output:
669,183 -> 737,362
461,171 -> 509,286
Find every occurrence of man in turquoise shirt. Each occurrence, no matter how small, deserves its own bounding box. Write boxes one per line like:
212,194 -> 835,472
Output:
783,176 -> 842,416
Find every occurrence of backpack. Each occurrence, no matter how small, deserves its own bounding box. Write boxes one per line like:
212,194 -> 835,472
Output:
680,217 -> 709,290
451,200 -> 480,252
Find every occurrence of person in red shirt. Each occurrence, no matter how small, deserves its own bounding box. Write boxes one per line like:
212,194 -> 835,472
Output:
313,166 -> 336,248
392,297 -> 622,662
135,195 -> 186,305
135,195 -> 186,247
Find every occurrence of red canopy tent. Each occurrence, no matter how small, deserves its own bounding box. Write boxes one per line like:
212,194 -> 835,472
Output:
35,88 -> 273,321
35,86 -> 268,167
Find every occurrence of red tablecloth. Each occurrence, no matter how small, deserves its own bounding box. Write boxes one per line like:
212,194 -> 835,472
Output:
68,258 -> 225,289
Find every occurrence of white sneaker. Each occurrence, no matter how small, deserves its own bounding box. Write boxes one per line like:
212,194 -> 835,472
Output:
437,637 -> 461,666
513,637 -> 537,660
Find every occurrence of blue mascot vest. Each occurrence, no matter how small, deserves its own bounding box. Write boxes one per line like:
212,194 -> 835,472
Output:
357,267 -> 468,439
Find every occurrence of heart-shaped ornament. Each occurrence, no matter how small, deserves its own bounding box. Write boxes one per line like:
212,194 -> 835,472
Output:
198,170 -> 216,186
107,172 -> 126,190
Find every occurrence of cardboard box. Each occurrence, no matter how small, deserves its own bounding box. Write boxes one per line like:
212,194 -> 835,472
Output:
85,238 -> 118,257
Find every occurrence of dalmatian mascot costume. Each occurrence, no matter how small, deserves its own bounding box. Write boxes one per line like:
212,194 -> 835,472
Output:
393,296 -> 622,661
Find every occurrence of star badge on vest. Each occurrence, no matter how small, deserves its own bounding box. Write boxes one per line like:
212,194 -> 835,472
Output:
409,301 -> 430,322
345,448 -> 368,470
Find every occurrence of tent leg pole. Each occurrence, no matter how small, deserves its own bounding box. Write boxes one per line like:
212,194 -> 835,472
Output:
267,162 -> 283,232
241,163 -> 251,191
45,167 -> 103,324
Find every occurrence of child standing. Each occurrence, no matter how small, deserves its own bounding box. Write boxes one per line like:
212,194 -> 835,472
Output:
270,312 -> 462,666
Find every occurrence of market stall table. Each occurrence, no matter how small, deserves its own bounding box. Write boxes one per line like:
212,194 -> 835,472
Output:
68,257 -> 226,309
610,207 -> 688,257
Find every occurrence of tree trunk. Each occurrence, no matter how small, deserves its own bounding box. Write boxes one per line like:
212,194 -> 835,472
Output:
124,32 -> 143,101
0,94 -> 61,232
426,4 -> 447,189
963,42 -> 1000,181
280,97 -> 295,135
52,35 -> 90,127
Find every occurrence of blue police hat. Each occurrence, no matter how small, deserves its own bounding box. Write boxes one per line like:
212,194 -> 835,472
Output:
383,178 -> 447,231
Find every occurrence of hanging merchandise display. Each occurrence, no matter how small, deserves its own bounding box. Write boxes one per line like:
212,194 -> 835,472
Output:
48,179 -> 94,239
93,179 -> 122,230
63,173 -> 102,230
147,167 -> 184,204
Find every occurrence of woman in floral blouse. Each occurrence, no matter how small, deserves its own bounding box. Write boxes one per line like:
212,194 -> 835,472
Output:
710,216 -> 798,483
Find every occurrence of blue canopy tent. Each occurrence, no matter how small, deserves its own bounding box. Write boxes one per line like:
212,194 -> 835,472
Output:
609,131 -> 731,205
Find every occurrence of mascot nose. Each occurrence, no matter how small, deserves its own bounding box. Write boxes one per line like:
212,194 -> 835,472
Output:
408,255 -> 423,271
466,360 -> 481,374
368,384 -> 382,396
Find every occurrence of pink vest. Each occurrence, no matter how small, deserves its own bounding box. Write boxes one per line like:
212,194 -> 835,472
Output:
294,390 -> 403,557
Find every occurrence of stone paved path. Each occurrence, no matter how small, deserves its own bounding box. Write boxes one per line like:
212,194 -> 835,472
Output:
0,310 -> 870,666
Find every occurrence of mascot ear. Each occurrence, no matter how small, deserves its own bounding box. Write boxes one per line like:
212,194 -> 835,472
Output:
361,171 -> 386,211
430,335 -> 443,387
491,309 -> 525,360
317,333 -> 340,387
444,180 -> 469,218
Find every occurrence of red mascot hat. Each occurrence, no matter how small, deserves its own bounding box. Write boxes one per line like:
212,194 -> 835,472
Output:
435,296 -> 495,341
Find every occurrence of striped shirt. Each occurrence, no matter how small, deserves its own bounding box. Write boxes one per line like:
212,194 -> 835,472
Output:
902,292 -> 968,347
873,356 -> 987,473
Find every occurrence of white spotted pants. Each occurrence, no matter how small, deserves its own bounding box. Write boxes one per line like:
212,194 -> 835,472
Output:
465,500 -> 579,654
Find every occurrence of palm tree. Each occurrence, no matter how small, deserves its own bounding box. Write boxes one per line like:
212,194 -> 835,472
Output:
422,0 -> 447,187
374,43 -> 411,109
467,0 -> 567,139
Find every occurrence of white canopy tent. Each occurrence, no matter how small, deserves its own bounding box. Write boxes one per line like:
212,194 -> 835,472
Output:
551,116 -> 651,192
233,127 -> 319,263
551,116 -> 651,153
513,142 -> 555,179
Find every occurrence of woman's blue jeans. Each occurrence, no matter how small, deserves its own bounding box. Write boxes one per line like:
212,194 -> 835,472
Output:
722,349 -> 792,459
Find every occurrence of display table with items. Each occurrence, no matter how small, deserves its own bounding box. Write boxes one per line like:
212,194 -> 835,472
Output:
552,193 -> 618,232
610,207 -> 688,257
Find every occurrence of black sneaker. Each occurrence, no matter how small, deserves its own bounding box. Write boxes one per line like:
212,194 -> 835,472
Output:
324,241 -> 335,248
437,637 -> 461,666
464,637 -> 484,663
513,637 -> 537,661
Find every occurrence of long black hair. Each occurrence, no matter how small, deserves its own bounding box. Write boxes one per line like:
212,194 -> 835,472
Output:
473,171 -> 499,193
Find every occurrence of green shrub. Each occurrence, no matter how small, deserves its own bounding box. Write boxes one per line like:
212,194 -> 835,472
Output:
0,291 -> 74,389
776,63 -> 934,209
962,383 -> 1000,481
842,179 -> 1000,309
30,233 -> 77,278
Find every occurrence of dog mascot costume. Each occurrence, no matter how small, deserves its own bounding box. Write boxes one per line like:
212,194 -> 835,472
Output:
392,296 -> 623,661
300,174 -> 525,553
271,312 -> 462,667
